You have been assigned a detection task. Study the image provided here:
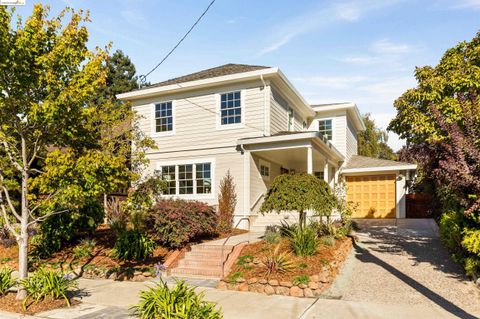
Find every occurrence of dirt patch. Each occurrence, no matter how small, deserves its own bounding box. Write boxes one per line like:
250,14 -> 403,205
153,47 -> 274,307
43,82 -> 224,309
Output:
0,293 -> 77,315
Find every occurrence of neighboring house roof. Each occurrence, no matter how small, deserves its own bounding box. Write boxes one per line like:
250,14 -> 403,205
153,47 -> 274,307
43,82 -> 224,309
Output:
342,155 -> 416,173
140,64 -> 269,90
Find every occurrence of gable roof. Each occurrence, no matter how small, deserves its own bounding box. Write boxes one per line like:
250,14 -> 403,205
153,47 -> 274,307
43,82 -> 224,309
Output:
343,155 -> 416,173
139,63 -> 269,90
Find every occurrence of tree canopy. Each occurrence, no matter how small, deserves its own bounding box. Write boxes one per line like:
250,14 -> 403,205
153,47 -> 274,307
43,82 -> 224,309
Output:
0,4 -> 152,299
260,173 -> 338,228
358,113 -> 396,160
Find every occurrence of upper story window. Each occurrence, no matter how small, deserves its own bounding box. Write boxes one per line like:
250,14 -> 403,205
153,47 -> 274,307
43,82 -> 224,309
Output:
155,101 -> 173,133
161,165 -> 176,195
220,91 -> 241,125
287,107 -> 294,131
319,119 -> 333,140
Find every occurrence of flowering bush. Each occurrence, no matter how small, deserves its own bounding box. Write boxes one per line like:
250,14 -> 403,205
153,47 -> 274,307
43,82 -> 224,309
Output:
148,199 -> 218,248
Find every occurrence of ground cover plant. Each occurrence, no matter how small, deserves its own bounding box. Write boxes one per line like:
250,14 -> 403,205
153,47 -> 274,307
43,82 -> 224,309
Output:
131,280 -> 223,319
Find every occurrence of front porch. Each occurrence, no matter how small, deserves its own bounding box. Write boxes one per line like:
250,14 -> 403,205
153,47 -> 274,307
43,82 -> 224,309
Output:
237,132 -> 345,229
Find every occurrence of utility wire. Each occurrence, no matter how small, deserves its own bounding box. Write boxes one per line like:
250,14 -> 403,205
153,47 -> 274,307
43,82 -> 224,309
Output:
138,0 -> 217,85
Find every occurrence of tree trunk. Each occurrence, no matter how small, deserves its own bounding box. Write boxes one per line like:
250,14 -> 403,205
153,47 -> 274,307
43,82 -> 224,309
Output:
16,138 -> 29,300
299,210 -> 306,230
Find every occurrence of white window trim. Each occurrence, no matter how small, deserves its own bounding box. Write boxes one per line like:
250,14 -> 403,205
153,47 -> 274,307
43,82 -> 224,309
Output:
151,100 -> 176,137
259,159 -> 271,181
156,158 -> 215,200
317,117 -> 334,141
216,89 -> 246,130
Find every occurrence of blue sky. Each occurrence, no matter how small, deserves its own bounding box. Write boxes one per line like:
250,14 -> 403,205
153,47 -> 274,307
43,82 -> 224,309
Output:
13,0 -> 480,150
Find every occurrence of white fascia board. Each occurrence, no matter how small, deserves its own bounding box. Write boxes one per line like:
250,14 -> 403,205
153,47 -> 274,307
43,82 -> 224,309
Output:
117,68 -> 279,100
341,164 -> 417,174
312,103 -> 366,131
276,70 -> 315,118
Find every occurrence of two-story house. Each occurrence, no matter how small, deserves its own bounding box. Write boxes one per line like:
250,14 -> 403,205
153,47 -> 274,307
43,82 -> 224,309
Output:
118,64 -> 416,229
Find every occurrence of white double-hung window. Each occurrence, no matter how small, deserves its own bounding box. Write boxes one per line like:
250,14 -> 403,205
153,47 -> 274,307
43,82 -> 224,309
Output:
318,119 -> 333,140
157,161 -> 213,198
154,101 -> 174,134
217,91 -> 244,129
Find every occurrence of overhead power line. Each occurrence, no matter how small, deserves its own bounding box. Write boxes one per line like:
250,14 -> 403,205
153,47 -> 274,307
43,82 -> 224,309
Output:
138,0 -> 217,85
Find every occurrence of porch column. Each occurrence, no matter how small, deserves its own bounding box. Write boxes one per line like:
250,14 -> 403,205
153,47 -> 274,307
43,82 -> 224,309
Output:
243,150 -> 251,220
323,160 -> 329,183
307,146 -> 313,174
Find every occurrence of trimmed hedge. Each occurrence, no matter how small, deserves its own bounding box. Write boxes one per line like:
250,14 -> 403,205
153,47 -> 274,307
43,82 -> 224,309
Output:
148,199 -> 218,248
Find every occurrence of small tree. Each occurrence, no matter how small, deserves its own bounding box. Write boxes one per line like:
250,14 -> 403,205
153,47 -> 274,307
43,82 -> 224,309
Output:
260,173 -> 338,229
217,170 -> 237,233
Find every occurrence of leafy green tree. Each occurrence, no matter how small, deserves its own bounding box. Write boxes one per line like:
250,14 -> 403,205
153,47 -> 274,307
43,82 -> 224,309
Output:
388,32 -> 480,277
358,113 -> 396,160
0,5 -> 152,299
260,173 -> 338,229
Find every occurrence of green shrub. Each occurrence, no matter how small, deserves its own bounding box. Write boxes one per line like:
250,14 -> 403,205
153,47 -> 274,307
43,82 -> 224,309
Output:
0,268 -> 15,296
112,230 -> 155,261
261,245 -> 294,276
131,280 -> 222,319
229,272 -> 243,283
462,228 -> 480,256
292,275 -> 310,285
21,269 -> 77,307
288,226 -> 320,256
278,221 -> 298,238
72,238 -> 96,259
439,210 -> 463,253
464,257 -> 479,277
264,230 -> 280,244
320,235 -> 336,247
236,255 -> 253,266
148,199 -> 218,248
34,199 -> 104,257
297,263 -> 308,269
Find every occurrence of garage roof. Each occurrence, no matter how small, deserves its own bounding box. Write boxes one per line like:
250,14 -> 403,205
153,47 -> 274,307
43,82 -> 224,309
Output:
342,155 -> 416,173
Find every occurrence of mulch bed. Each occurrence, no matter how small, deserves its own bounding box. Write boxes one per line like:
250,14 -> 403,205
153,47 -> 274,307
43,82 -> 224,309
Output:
0,293 -> 77,315
228,236 -> 352,282
0,225 -> 248,276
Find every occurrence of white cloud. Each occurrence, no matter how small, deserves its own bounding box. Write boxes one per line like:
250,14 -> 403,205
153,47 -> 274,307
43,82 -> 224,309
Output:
257,0 -> 402,56
451,0 -> 480,9
120,9 -> 147,26
294,75 -> 369,89
372,38 -> 413,54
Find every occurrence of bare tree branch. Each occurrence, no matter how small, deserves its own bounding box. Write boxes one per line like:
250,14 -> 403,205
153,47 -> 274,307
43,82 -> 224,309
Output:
1,140 -> 22,172
0,174 -> 21,222
27,209 -> 71,227
28,135 -> 41,167
0,202 -> 19,238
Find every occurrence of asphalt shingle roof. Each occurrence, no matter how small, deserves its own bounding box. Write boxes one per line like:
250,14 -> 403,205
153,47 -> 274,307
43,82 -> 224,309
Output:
345,155 -> 414,169
140,63 -> 270,90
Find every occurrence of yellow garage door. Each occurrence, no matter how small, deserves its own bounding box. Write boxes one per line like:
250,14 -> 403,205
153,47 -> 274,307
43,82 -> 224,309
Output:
346,174 -> 396,218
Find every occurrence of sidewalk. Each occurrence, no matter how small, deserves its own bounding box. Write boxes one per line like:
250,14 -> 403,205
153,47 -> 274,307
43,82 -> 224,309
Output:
2,278 -> 473,319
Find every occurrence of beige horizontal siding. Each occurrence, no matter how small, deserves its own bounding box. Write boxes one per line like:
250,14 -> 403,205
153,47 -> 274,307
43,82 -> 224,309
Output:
133,81 -> 266,154
346,117 -> 358,160
308,110 -> 347,158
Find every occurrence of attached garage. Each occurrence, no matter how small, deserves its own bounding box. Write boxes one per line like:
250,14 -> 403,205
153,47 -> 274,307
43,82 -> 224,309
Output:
345,174 -> 396,218
341,156 -> 417,219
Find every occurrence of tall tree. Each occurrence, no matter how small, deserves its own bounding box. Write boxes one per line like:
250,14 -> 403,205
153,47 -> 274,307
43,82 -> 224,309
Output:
0,5 -> 152,299
358,113 -> 396,160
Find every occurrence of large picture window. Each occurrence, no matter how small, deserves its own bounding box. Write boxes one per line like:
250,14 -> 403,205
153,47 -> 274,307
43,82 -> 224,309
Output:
158,162 -> 212,196
319,119 -> 333,140
220,91 -> 241,125
155,101 -> 173,132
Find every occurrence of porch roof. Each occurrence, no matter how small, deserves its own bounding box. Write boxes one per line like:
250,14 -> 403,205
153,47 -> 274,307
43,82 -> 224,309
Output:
237,131 -> 344,162
342,155 -> 417,174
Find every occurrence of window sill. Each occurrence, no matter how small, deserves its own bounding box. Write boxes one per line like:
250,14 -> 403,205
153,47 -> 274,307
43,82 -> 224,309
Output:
216,123 -> 245,131
151,131 -> 175,137
161,194 -> 215,201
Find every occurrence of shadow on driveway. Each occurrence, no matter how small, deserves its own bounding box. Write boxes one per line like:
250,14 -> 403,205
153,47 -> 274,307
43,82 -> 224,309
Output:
353,239 -> 477,319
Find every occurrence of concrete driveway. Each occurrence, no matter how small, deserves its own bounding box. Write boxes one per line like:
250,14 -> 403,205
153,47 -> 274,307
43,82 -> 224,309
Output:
318,218 -> 480,319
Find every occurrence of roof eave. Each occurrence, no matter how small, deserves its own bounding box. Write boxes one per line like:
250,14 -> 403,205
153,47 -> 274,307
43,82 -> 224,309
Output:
312,103 -> 366,131
116,68 -> 279,100
341,164 -> 417,174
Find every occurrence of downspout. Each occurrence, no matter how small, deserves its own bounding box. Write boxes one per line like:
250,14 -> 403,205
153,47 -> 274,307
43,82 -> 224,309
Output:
260,74 -> 268,136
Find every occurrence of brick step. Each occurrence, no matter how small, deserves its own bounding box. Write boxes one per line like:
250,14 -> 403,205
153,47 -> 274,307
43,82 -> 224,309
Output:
189,244 -> 233,252
178,259 -> 224,267
170,267 -> 223,278
185,250 -> 232,259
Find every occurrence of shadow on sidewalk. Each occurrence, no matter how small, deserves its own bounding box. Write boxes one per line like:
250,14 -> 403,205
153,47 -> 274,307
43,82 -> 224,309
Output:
353,240 -> 477,319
